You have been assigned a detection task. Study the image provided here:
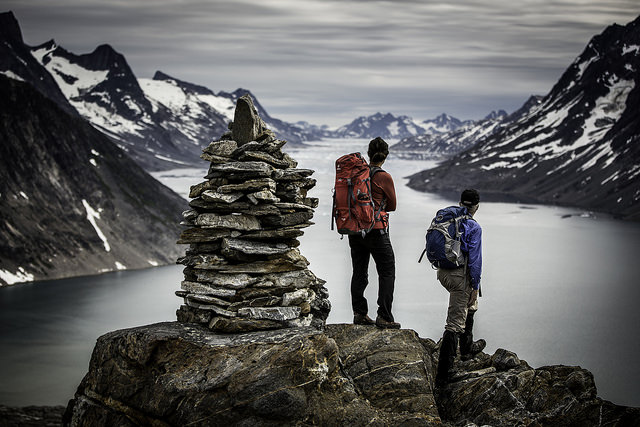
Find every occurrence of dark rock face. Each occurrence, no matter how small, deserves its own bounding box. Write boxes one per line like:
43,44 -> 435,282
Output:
0,12 -> 77,117
62,322 -> 640,426
0,10 -> 22,43
0,75 -> 185,286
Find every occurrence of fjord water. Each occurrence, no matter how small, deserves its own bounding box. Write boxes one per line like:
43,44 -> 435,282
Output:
1,138 -> 639,407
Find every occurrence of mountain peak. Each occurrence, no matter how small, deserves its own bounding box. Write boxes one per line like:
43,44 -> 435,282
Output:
484,110 -> 507,120
37,39 -> 58,50
153,70 -> 214,95
419,113 -> 464,135
81,44 -> 128,71
367,112 -> 394,120
431,113 -> 460,124
93,43 -> 118,55
153,70 -> 173,81
0,11 -> 23,44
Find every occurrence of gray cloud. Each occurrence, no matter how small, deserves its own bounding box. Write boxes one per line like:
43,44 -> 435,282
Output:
4,0 -> 639,127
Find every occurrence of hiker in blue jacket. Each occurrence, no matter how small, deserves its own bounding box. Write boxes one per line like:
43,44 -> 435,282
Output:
435,189 -> 486,387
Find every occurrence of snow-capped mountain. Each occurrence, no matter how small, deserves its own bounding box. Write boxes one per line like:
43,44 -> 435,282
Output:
291,121 -> 336,139
483,110 -> 509,121
0,74 -> 186,286
421,113 -> 469,134
392,109 -> 511,158
28,40 -> 195,170
407,16 -> 640,220
0,11 -> 320,171
141,71 -> 235,122
331,111 -> 473,143
141,73 -> 319,146
334,112 -> 426,139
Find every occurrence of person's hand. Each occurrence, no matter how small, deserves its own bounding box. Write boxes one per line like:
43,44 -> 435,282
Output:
468,289 -> 478,307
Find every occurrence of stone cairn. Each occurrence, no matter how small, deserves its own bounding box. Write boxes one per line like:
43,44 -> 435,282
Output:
175,95 -> 330,333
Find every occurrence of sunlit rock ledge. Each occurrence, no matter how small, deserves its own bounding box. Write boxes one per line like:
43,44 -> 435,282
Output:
60,322 -> 640,426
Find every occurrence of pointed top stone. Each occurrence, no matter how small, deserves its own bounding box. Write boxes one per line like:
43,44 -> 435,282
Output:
232,94 -> 267,145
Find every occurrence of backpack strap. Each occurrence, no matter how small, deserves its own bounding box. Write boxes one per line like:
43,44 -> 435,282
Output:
347,177 -> 354,222
369,166 -> 389,230
369,167 -> 385,209
331,188 -> 336,231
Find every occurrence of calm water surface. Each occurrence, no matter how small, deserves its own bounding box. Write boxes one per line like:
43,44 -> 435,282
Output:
1,139 -> 639,407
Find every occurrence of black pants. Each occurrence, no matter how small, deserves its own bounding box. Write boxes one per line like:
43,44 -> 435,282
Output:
348,230 -> 396,322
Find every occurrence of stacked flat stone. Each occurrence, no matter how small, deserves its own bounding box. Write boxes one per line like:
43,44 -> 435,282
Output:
175,95 -> 330,333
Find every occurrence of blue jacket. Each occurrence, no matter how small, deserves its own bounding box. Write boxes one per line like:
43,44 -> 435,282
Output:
459,209 -> 482,290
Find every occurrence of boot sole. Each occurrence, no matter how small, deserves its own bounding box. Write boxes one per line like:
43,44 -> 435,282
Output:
375,323 -> 401,329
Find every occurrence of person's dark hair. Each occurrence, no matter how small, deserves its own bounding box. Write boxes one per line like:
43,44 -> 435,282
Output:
461,189 -> 480,207
368,137 -> 389,163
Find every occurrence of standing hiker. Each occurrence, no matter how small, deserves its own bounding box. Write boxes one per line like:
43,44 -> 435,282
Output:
348,137 -> 400,329
431,189 -> 486,386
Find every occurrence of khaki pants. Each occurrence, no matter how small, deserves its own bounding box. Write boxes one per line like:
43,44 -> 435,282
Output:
437,267 -> 478,334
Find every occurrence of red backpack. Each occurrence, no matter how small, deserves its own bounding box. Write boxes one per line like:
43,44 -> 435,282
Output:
331,153 -> 382,237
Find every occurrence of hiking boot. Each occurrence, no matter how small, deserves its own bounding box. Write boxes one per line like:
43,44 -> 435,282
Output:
460,339 -> 486,361
436,330 -> 458,387
435,371 -> 454,388
353,313 -> 375,325
375,316 -> 401,329
459,311 -> 485,360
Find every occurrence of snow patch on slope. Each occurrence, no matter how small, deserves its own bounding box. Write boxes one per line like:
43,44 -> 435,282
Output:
34,51 -> 109,99
139,78 -> 186,110
139,78 -> 236,122
0,70 -> 25,81
82,199 -> 111,252
0,267 -> 34,286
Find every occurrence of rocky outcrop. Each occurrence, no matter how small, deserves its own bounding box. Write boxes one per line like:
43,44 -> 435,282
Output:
62,322 -> 438,426
434,348 -> 640,426
62,322 -> 640,426
175,95 -> 330,333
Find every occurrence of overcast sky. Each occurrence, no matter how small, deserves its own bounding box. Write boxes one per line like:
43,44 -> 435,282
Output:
5,1 -> 639,127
